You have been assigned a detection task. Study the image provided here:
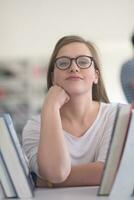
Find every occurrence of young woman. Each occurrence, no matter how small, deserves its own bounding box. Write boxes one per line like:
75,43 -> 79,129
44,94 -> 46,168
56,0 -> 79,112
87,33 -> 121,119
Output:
22,35 -> 117,188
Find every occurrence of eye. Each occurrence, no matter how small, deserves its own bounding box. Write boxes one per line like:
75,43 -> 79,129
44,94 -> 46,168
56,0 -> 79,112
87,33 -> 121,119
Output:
78,59 -> 89,65
77,57 -> 91,67
56,58 -> 70,68
59,60 -> 69,67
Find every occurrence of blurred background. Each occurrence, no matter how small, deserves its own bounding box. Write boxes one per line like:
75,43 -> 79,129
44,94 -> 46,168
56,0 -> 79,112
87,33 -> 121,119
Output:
0,0 -> 134,137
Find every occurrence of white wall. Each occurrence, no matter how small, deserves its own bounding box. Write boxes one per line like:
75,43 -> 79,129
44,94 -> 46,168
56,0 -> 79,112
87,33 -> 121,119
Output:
0,0 -> 134,103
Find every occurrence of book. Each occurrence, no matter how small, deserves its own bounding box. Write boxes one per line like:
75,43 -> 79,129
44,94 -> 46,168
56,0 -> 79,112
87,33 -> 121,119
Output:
98,103 -> 132,196
0,183 -> 5,199
0,114 -> 34,198
110,109 -> 134,198
0,153 -> 17,198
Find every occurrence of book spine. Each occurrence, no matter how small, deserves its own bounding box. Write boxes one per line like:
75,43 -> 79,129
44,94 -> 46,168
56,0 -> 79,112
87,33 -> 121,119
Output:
1,115 -> 34,197
0,153 -> 17,198
0,184 -> 6,199
4,114 -> 34,190
4,114 -> 29,175
110,110 -> 134,197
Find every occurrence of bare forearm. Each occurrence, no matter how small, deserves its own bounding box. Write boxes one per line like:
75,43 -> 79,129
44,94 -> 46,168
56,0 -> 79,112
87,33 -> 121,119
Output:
38,106 -> 71,183
54,162 -> 104,187
36,162 -> 104,187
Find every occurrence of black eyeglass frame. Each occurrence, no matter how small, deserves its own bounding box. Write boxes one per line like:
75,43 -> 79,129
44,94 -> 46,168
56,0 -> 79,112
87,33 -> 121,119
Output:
54,55 -> 94,70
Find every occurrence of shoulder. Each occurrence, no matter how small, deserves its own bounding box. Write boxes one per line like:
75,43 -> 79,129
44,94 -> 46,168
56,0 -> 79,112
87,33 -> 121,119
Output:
24,115 -> 40,130
121,59 -> 134,71
22,115 -> 41,140
98,102 -> 118,124
100,102 -> 118,115
24,115 -> 40,125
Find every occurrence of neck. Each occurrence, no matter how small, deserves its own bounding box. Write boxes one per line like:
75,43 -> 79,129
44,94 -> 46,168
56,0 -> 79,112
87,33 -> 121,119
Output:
60,93 -> 99,123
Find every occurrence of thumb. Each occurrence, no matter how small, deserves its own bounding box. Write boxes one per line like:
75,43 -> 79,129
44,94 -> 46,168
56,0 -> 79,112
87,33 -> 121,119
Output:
65,95 -> 70,103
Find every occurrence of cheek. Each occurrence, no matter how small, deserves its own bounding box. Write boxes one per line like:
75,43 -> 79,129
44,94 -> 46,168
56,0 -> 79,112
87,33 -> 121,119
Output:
52,73 -> 57,85
85,68 -> 98,83
53,68 -> 58,82
85,72 -> 95,83
53,69 -> 62,85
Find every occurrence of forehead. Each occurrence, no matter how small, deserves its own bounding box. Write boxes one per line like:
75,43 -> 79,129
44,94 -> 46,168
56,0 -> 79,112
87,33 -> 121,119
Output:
56,42 -> 92,57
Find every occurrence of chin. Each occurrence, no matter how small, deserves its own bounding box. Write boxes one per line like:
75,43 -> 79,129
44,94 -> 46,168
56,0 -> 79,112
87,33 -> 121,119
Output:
64,87 -> 85,96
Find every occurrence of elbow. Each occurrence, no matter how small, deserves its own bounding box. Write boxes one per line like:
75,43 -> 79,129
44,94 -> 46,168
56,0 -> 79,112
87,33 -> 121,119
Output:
49,166 -> 71,183
38,158 -> 71,183
39,164 -> 71,183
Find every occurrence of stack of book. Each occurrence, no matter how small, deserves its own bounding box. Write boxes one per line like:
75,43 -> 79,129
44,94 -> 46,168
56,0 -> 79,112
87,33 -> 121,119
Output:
98,103 -> 134,199
0,114 -> 34,199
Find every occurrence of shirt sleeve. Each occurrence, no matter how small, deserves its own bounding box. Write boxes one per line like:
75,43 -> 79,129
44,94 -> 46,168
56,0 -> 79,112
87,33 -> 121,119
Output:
22,116 -> 41,177
95,104 -> 118,162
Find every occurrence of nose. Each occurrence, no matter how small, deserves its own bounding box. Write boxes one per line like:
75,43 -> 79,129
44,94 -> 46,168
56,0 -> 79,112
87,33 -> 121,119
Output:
69,60 -> 80,72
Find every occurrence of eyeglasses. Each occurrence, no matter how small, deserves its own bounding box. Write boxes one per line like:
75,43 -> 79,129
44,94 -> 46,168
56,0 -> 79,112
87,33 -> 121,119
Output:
55,55 -> 94,70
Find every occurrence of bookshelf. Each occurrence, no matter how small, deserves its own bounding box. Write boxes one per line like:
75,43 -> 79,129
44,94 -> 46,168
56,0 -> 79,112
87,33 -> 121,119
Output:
0,58 -> 47,140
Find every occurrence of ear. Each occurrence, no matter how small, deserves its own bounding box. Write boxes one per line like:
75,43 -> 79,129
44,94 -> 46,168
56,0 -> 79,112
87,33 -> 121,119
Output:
94,69 -> 99,84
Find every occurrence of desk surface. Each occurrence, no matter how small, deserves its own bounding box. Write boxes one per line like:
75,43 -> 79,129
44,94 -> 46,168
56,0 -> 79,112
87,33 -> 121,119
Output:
11,186 -> 133,200
33,186 -> 133,200
35,186 -> 98,200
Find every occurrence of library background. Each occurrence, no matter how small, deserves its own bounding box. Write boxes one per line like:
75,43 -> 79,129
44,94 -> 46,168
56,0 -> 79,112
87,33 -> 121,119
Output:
0,59 -> 47,142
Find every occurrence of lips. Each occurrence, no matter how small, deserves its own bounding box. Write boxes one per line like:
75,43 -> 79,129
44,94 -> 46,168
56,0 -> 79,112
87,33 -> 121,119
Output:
66,76 -> 83,80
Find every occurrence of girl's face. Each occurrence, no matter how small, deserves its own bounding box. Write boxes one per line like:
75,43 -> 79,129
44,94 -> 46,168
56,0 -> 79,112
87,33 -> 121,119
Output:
53,42 -> 98,96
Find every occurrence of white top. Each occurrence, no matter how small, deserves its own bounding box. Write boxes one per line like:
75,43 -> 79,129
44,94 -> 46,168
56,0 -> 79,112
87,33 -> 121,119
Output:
22,102 -> 117,177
